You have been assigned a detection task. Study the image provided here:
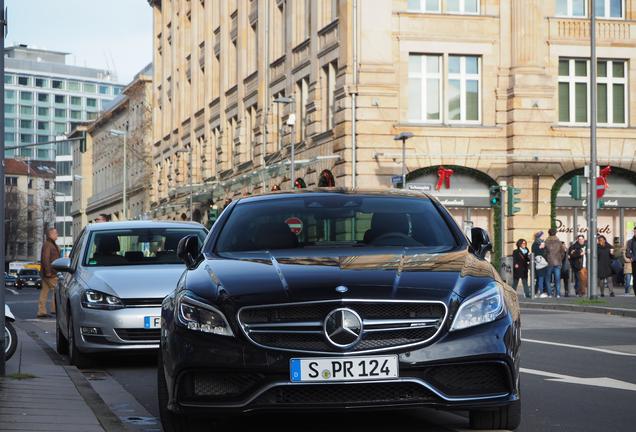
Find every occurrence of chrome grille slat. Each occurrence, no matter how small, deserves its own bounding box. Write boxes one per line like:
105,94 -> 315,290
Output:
237,299 -> 447,355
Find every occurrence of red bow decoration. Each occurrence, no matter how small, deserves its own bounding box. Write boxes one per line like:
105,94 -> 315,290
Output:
436,166 -> 454,191
599,166 -> 612,189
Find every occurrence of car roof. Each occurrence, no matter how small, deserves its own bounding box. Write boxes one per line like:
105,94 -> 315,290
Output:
84,220 -> 206,232
234,188 -> 434,205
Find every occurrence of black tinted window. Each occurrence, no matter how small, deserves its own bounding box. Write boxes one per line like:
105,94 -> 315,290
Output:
216,195 -> 458,253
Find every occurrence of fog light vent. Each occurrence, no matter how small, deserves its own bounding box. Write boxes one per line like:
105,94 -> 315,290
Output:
81,327 -> 102,335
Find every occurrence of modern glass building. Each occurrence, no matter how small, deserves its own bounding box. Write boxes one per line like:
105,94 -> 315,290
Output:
3,44 -> 124,251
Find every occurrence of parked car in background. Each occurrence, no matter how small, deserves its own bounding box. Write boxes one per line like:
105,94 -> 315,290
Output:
52,220 -> 207,369
4,272 -> 17,288
158,190 -> 521,432
15,268 -> 41,289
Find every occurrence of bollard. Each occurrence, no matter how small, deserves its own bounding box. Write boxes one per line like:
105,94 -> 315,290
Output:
529,253 -> 535,299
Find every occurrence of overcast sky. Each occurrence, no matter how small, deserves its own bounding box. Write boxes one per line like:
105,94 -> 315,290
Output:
6,0 -> 152,84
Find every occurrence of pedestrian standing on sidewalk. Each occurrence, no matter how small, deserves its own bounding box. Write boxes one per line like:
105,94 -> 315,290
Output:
561,242 -> 571,296
612,237 -> 624,288
37,227 -> 61,318
532,231 -> 549,297
597,235 -> 615,297
512,239 -> 531,298
623,252 -> 632,296
625,227 -> 636,296
545,228 -> 566,298
569,235 -> 586,296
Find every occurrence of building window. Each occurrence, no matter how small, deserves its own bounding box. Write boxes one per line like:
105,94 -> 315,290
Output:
37,135 -> 49,144
248,22 -> 258,73
18,76 -> 29,86
86,98 -> 97,108
27,194 -> 34,205
87,112 -> 97,120
5,119 -> 15,128
45,180 -> 50,189
20,119 -> 33,129
114,87 -> 122,96
28,179 -> 33,189
38,93 -> 49,103
70,110 -> 82,120
558,58 -> 627,126
5,104 -> 15,115
54,108 -> 67,119
37,121 -> 48,131
20,134 -> 33,144
35,77 -> 47,87
557,0 -> 624,18
54,94 -> 66,104
5,132 -> 15,143
5,89 -> 15,99
5,177 -> 17,186
320,0 -> 338,26
271,1 -> 285,59
51,79 -> 64,90
20,91 -> 33,102
407,0 -> 441,12
322,61 -> 337,131
5,74 -> 14,84
83,83 -> 96,93
67,81 -> 80,91
448,55 -> 480,123
229,37 -> 238,87
446,0 -> 478,14
408,54 -> 442,123
296,77 -> 310,141
595,0 -> 624,18
71,96 -> 82,106
37,107 -> 49,116
99,85 -> 110,95
54,122 -> 67,134
20,105 -> 34,116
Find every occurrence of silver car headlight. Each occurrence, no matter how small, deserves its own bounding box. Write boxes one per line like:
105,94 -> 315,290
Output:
81,289 -> 124,310
450,282 -> 506,331
176,293 -> 234,337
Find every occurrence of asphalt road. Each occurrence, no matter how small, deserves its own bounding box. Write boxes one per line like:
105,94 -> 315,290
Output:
6,286 -> 636,431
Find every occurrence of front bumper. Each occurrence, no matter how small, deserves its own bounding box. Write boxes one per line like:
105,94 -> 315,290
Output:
162,315 -> 520,414
75,305 -> 161,352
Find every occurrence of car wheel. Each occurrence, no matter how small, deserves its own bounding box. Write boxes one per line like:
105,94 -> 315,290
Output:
4,320 -> 18,361
67,314 -> 91,369
55,308 -> 69,355
469,400 -> 521,431
158,352 -> 212,432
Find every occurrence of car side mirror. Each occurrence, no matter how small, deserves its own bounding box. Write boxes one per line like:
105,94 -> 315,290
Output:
52,257 -> 74,273
471,227 -> 493,259
177,235 -> 201,268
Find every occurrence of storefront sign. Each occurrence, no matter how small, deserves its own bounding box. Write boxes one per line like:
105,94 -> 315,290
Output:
556,197 -> 636,208
554,219 -> 612,236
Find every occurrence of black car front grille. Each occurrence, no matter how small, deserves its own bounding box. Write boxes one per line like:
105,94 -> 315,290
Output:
114,328 -> 160,342
121,298 -> 164,308
238,300 -> 447,354
257,382 -> 436,406
412,362 -> 511,397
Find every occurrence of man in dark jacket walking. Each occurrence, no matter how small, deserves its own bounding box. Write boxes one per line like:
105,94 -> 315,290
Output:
569,235 -> 586,296
598,235 -> 615,297
545,228 -> 567,297
37,227 -> 60,318
626,227 -> 636,295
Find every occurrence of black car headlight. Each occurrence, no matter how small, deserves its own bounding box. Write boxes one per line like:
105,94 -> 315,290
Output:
450,282 -> 506,331
176,293 -> 234,337
81,289 -> 124,310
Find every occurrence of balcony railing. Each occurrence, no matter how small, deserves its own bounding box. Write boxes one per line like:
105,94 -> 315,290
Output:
549,17 -> 636,42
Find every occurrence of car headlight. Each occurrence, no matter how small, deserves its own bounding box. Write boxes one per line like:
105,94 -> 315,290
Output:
81,289 -> 124,310
450,282 -> 505,331
176,293 -> 234,337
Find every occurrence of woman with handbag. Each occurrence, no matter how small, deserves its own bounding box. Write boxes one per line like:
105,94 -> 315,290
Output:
597,235 -> 615,297
532,231 -> 549,298
512,239 -> 531,298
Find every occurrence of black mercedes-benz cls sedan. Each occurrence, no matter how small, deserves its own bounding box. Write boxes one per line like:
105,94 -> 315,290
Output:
159,190 -> 521,431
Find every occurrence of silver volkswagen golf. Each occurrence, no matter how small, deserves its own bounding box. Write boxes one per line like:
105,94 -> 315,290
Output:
53,220 -> 207,368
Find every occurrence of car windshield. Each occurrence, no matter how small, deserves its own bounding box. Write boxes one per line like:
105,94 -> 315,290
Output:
215,195 -> 459,253
83,228 -> 207,267
19,269 -> 39,276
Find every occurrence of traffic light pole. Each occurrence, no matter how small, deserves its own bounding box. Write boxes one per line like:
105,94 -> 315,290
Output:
1,0 -> 7,376
500,185 -> 506,274
588,0 -> 598,300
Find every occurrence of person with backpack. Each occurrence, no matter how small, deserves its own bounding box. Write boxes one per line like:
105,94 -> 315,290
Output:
532,231 -> 549,297
568,235 -> 586,296
545,228 -> 567,298
512,239 -> 531,298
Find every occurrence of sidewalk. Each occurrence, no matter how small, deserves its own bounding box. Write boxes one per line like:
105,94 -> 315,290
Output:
0,321 -> 125,431
518,291 -> 636,318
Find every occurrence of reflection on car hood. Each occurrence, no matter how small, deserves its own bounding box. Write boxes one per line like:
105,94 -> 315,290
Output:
187,248 -> 500,306
80,265 -> 185,299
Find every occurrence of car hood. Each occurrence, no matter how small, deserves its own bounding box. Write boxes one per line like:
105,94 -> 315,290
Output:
79,265 -> 185,299
187,248 -> 500,306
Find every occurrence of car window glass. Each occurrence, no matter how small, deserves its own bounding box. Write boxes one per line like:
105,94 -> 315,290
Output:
216,196 -> 458,253
83,228 -> 207,267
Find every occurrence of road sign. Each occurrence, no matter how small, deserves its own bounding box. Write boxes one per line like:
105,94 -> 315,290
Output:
391,176 -> 402,186
285,217 -> 303,235
407,183 -> 433,192
596,177 -> 606,199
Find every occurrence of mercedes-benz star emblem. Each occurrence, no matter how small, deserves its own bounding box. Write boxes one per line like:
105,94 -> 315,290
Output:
324,308 -> 363,348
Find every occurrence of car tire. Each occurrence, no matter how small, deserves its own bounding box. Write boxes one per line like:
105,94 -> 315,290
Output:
55,308 -> 69,355
67,314 -> 91,369
158,353 -> 212,432
4,320 -> 18,361
469,400 -> 521,431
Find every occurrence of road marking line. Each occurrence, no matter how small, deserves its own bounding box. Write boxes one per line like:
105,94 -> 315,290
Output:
520,367 -> 636,392
522,338 -> 636,357
5,288 -> 19,295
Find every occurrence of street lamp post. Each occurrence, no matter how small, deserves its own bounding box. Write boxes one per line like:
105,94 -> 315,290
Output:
177,148 -> 194,220
394,132 -> 414,189
109,129 -> 128,219
54,192 -> 67,254
273,96 -> 296,189
0,0 -> 8,376
588,0 -> 598,299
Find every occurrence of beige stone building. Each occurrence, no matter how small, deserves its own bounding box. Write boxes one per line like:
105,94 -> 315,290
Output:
148,0 -> 636,256
72,64 -> 154,230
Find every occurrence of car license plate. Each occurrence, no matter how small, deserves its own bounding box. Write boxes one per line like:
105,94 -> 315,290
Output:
27,281 -> 35,286
290,355 -> 398,383
144,316 -> 161,329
